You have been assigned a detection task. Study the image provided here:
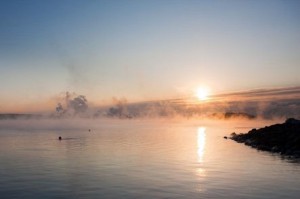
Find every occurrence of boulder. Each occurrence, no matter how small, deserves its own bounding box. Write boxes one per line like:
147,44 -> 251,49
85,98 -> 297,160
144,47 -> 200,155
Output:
230,118 -> 300,158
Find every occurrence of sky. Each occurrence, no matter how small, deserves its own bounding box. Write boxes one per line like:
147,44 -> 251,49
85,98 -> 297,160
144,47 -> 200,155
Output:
0,0 -> 299,113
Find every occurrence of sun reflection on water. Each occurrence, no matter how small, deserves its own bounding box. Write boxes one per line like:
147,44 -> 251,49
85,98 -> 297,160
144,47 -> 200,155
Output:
195,127 -> 207,192
197,127 -> 206,163
194,127 -> 207,192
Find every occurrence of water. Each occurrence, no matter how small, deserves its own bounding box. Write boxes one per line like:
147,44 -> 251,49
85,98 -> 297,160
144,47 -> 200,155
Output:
0,119 -> 300,198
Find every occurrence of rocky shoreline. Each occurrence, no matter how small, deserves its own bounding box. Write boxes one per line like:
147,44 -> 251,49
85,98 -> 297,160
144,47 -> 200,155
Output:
230,118 -> 300,158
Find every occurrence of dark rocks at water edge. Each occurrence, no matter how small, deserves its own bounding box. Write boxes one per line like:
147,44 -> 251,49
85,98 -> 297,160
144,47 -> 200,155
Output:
230,118 -> 300,157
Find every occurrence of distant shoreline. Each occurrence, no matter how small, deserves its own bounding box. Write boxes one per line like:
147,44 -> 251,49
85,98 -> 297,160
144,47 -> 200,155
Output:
0,113 -> 43,120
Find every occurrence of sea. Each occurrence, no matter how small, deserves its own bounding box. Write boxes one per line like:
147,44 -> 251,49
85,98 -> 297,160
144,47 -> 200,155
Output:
0,119 -> 299,199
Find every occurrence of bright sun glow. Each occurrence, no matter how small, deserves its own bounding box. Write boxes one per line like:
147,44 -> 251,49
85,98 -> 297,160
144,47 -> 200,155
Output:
196,87 -> 209,101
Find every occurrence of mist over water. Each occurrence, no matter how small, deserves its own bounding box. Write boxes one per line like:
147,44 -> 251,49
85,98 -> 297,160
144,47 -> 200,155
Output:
49,87 -> 300,120
0,88 -> 299,198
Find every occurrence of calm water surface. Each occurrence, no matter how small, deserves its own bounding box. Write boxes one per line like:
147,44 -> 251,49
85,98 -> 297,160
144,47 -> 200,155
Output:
0,119 -> 299,198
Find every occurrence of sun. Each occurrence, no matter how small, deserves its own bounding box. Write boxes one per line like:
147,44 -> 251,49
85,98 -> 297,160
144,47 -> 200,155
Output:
196,87 -> 209,101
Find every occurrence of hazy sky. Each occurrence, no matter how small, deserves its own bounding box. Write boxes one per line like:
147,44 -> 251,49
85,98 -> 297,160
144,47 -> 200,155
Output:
0,0 -> 299,112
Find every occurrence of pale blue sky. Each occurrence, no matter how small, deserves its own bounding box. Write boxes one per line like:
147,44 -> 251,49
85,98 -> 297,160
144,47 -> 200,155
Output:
0,0 -> 299,112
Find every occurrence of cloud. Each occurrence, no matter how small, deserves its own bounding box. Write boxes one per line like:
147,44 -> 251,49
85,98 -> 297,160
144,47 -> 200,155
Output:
211,86 -> 300,102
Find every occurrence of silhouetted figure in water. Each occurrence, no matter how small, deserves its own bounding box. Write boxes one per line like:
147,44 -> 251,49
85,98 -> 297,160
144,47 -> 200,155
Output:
89,129 -> 91,132
58,136 -> 62,140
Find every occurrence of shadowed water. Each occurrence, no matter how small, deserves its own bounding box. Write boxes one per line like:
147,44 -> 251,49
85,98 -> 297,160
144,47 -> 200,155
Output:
0,119 -> 300,198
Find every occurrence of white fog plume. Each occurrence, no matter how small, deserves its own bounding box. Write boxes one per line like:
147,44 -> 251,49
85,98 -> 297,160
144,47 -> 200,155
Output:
56,92 -> 88,117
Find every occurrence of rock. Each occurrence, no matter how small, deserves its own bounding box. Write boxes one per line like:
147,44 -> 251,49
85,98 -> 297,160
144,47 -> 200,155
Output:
224,136 -> 228,139
230,118 -> 300,158
245,139 -> 253,146
271,146 -> 279,152
231,132 -> 237,137
285,118 -> 300,124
